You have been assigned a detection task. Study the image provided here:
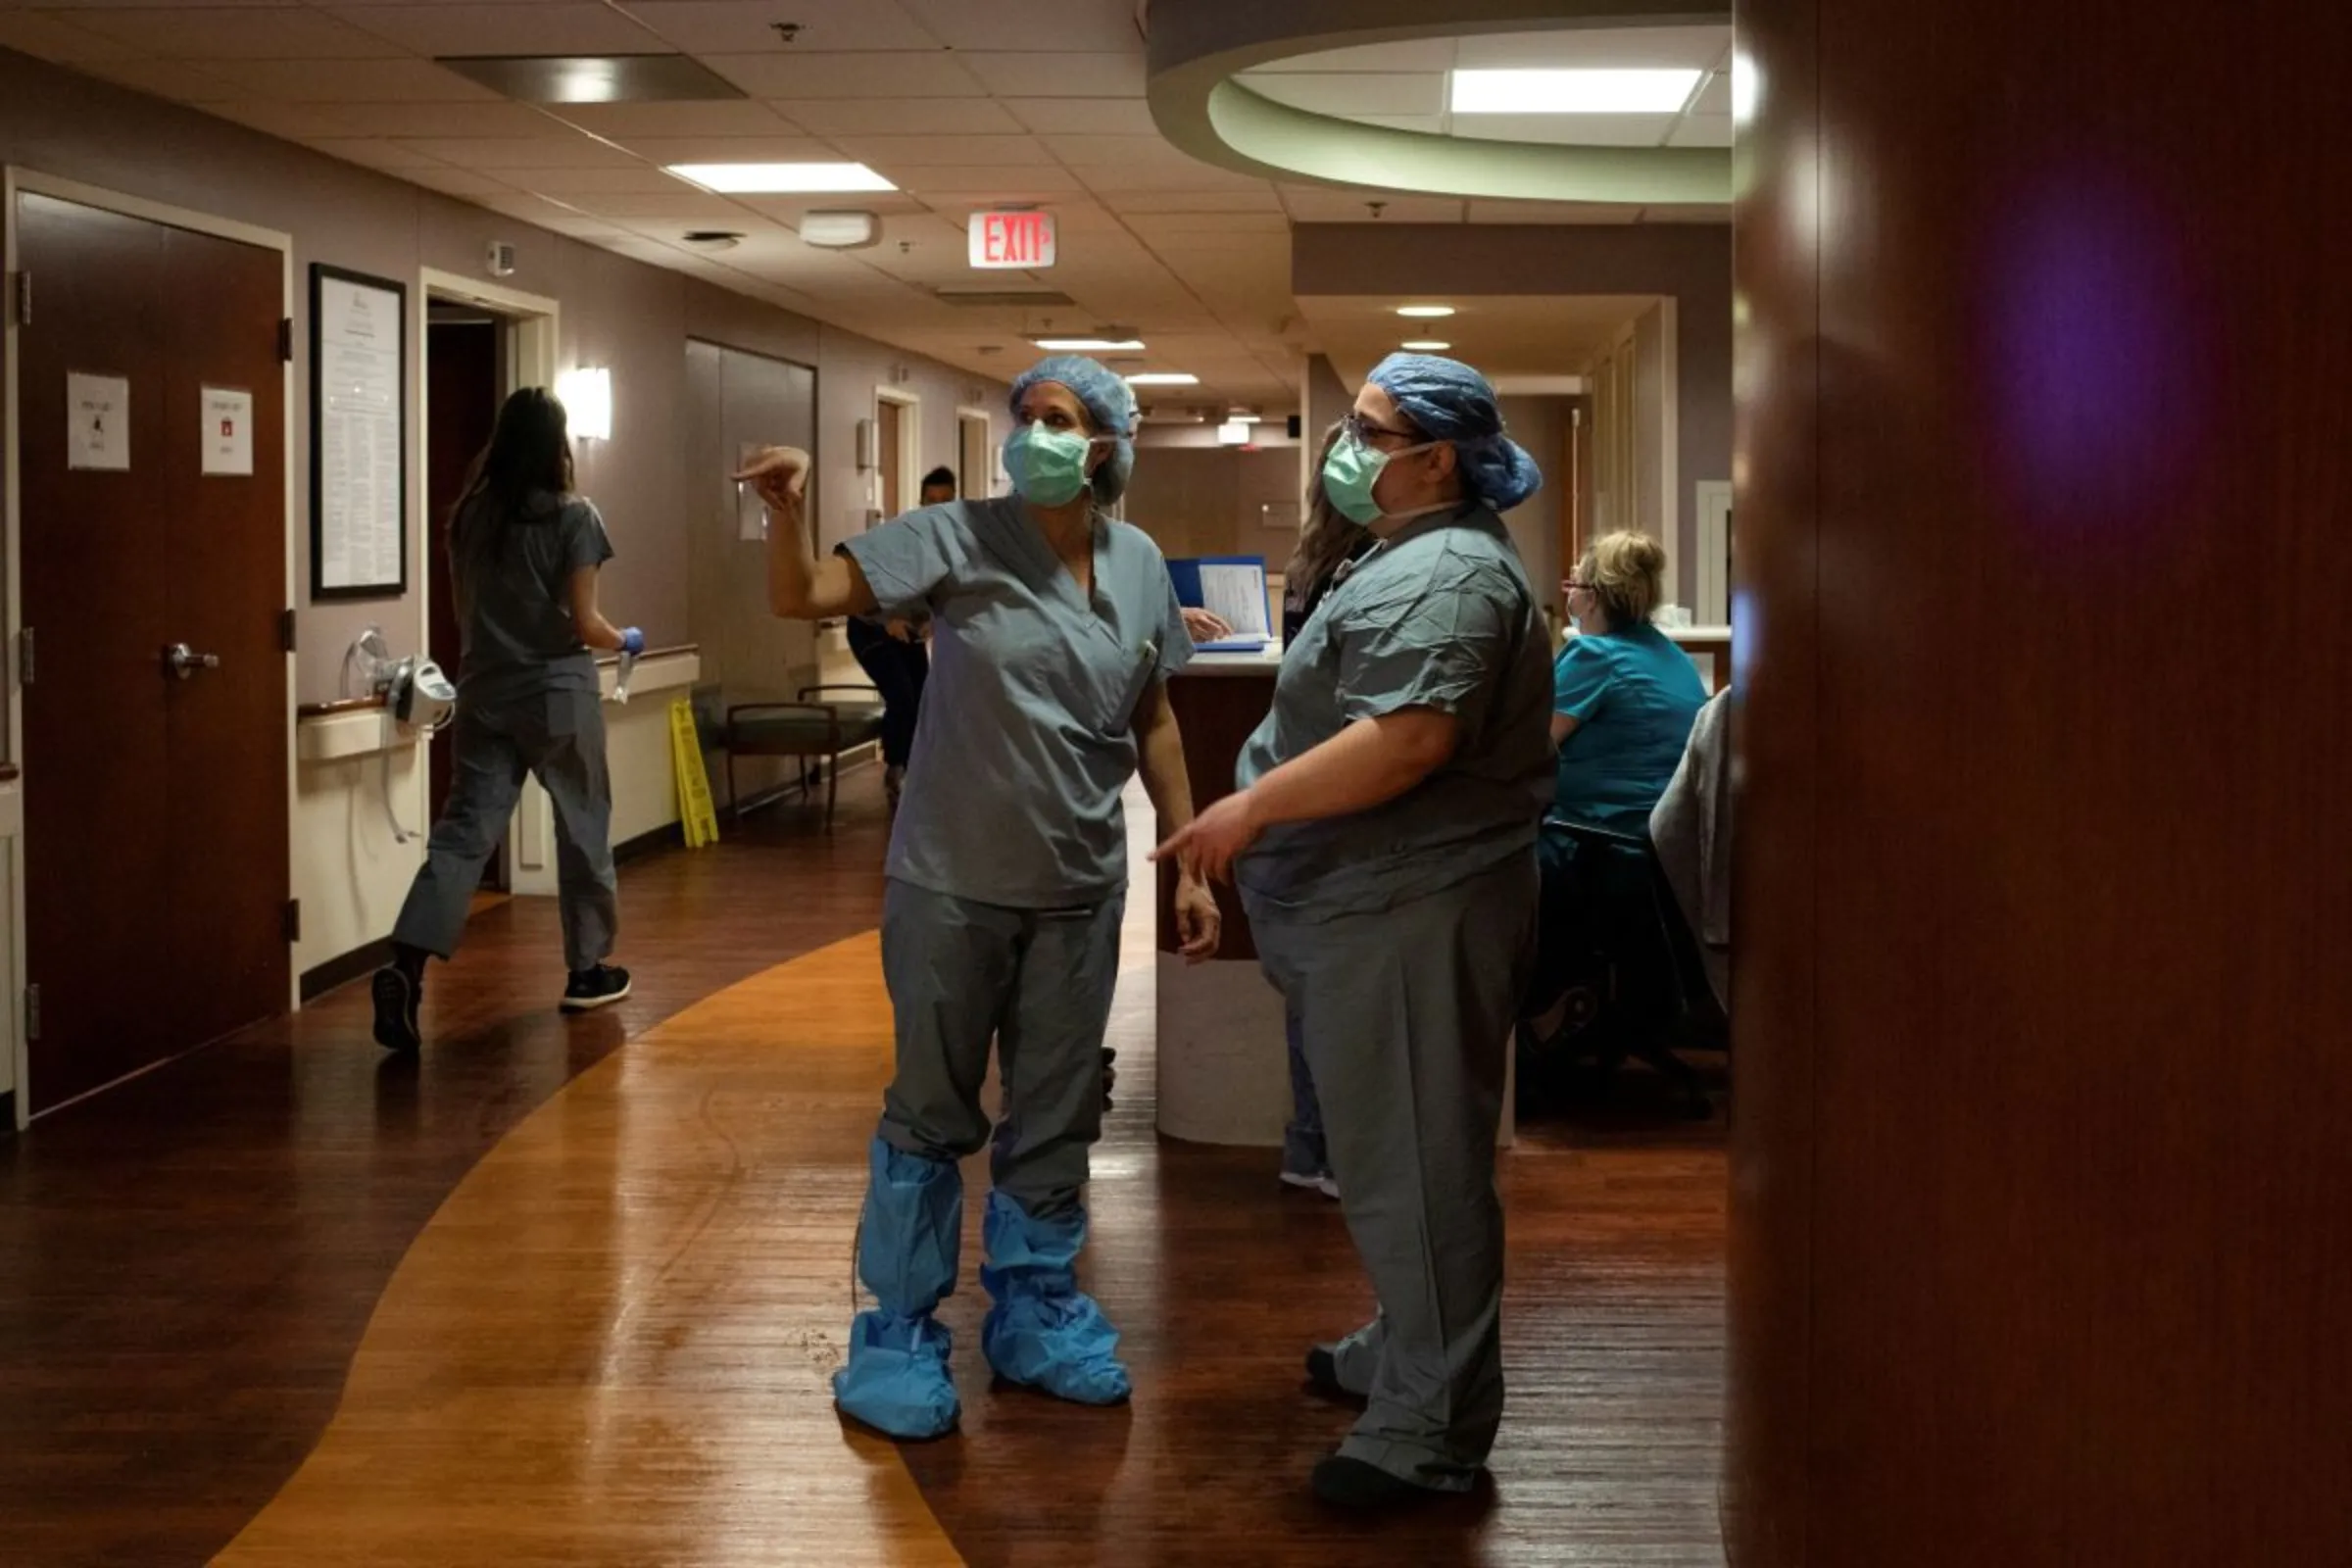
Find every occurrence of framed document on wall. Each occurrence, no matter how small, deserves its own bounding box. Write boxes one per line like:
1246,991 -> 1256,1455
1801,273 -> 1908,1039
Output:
309,265 -> 408,599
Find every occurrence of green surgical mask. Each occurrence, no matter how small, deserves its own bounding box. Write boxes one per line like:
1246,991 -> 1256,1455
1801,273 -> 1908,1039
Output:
1321,431 -> 1439,525
1004,423 -> 1097,507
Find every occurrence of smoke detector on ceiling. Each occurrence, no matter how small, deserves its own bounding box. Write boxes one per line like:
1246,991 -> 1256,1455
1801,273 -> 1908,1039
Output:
801,211 -> 880,250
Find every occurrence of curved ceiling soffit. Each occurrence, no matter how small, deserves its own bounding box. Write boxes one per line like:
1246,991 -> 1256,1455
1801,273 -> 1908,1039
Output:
1145,0 -> 1734,206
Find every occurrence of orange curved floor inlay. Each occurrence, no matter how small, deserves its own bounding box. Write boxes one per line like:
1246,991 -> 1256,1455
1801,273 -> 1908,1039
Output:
213,932 -> 963,1568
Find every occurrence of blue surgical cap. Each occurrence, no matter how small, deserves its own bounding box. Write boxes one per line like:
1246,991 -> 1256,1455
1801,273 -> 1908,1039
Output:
1368,352 -> 1544,512
1010,354 -> 1137,504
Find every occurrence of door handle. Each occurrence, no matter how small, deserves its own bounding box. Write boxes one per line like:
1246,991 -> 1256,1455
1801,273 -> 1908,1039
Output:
164,642 -> 220,680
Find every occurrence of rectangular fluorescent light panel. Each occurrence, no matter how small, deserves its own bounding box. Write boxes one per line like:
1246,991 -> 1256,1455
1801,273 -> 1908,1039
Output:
667,163 -> 896,194
1125,372 -> 1200,386
1450,69 -> 1703,115
439,54 -> 746,104
1035,337 -> 1147,353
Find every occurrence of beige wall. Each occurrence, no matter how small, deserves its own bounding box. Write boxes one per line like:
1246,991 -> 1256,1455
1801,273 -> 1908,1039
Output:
1122,448 -> 1303,565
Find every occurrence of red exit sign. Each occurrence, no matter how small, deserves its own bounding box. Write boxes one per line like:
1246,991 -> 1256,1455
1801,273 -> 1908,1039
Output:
968,209 -> 1057,270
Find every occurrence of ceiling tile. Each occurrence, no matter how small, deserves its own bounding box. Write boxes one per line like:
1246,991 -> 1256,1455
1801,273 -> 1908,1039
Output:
702,51 -> 982,98
895,0 -> 1138,52
958,52 -> 1145,99
328,4 -> 666,56
828,134 -> 1057,169
200,99 -> 361,139
1239,73 -> 1446,119
306,137 -> 454,171
735,192 -> 931,224
1668,113 -> 1734,149
1038,132 -> 1219,172
1281,191 -> 1465,222
323,100 -> 565,137
1454,24 -> 1729,72
618,0 -> 941,54
1001,97 -> 1158,136
777,96 -> 1024,136
1072,162 -> 1274,195
0,10 -> 145,60
65,7 -> 407,59
399,134 -> 649,169
1248,39 -> 1457,74
889,166 -> 1087,197
509,165 -> 708,195
202,57 -> 503,101
73,57 -> 246,100
1123,212 -> 1291,243
400,167 -> 517,197
554,190 -> 762,220
610,135 -> 840,165
549,99 -> 799,138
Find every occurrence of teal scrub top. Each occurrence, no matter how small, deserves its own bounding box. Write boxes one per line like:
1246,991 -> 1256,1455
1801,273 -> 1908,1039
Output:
840,496 -> 1192,907
1233,506 -> 1554,922
1549,622 -> 1708,831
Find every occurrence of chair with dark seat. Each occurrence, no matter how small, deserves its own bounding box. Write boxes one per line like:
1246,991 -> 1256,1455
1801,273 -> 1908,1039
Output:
717,682 -> 887,832
1518,817 -> 1729,1118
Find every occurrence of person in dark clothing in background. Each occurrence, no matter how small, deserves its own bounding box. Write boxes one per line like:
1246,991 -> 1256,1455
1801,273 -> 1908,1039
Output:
848,466 -> 954,808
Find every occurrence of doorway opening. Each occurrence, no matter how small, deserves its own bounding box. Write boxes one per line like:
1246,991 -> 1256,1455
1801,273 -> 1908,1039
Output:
875,387 -> 919,519
957,406 -> 992,499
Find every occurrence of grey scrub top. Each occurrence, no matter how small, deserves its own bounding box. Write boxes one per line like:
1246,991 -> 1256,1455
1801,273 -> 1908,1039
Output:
1235,505 -> 1554,921
840,496 -> 1193,907
450,488 -> 612,701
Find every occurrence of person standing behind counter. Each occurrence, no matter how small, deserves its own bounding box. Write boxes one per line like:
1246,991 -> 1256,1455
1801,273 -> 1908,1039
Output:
1156,354 -> 1553,1510
736,355 -> 1221,1444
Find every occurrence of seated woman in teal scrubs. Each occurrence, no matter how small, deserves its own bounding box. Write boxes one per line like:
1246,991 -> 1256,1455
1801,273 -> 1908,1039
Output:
734,356 -> 1222,1444
1529,530 -> 1708,1015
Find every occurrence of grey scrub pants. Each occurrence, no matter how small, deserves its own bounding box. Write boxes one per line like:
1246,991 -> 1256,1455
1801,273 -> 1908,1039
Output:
876,878 -> 1124,1215
1249,852 -> 1539,1491
392,687 -> 618,974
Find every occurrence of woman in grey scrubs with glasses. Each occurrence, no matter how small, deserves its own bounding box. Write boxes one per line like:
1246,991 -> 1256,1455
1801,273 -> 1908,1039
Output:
737,355 -> 1219,1445
1157,353 -> 1553,1510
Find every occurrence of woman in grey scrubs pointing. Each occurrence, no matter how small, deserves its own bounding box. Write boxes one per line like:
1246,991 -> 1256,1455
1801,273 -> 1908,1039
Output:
737,355 -> 1220,1443
1157,353 -> 1553,1510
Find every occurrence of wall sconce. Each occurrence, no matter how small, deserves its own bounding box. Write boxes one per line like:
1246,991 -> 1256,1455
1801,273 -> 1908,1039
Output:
1215,418 -> 1250,446
557,367 -> 612,441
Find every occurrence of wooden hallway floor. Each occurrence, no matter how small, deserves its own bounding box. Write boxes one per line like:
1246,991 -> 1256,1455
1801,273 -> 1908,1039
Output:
0,773 -> 1728,1566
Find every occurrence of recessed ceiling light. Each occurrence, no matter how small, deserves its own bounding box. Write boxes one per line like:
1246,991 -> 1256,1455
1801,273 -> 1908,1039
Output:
1035,337 -> 1147,352
1401,340 -> 1452,351
1125,372 -> 1200,386
1396,304 -> 1455,318
666,162 -> 895,194
438,54 -> 746,105
1451,69 -> 1704,116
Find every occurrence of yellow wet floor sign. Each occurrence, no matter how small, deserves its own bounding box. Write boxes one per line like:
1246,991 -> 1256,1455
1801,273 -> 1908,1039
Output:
669,697 -> 720,849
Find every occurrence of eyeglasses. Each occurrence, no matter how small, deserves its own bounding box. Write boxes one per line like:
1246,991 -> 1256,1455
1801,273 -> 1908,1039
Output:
1344,411 -> 1422,447
1563,579 -> 1596,593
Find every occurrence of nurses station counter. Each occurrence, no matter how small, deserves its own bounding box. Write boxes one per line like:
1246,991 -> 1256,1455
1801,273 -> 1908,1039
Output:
1149,623 -> 1735,1149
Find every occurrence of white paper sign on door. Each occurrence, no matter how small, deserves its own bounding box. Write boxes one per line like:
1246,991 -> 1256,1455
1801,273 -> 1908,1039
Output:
68,372 -> 130,471
202,386 -> 255,477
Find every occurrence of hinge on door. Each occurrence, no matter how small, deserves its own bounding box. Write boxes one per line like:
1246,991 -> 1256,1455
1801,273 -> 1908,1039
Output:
16,627 -> 32,688
8,271 -> 26,327
283,900 -> 302,944
280,609 -> 298,654
24,984 -> 39,1044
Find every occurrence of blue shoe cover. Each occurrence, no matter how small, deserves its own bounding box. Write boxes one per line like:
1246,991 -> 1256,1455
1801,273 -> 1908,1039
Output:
834,1309 -> 960,1439
978,1191 -> 1131,1405
833,1138 -> 964,1439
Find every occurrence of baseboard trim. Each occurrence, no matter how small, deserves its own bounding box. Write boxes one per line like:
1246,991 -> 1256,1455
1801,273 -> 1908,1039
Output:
614,821 -> 684,864
301,938 -> 391,1004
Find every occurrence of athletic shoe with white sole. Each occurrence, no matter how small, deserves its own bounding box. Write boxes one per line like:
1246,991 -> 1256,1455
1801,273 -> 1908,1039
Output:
561,964 -> 632,1011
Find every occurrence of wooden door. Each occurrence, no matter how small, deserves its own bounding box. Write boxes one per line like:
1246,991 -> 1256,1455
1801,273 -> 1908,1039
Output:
16,193 -> 289,1112
877,398 -> 904,516
424,317 -> 500,829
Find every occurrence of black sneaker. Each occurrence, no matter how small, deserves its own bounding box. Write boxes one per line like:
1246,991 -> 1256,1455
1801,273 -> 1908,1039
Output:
1310,1454 -> 1432,1511
561,964 -> 632,1012
370,966 -> 420,1053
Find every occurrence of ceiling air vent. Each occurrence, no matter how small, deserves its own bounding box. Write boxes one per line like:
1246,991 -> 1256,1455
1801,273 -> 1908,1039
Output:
934,286 -> 1077,308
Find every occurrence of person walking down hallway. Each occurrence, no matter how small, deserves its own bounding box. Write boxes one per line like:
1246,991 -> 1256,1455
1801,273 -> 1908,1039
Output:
737,355 -> 1221,1443
847,466 -> 954,809
1157,354 -> 1552,1510
371,388 -> 641,1054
